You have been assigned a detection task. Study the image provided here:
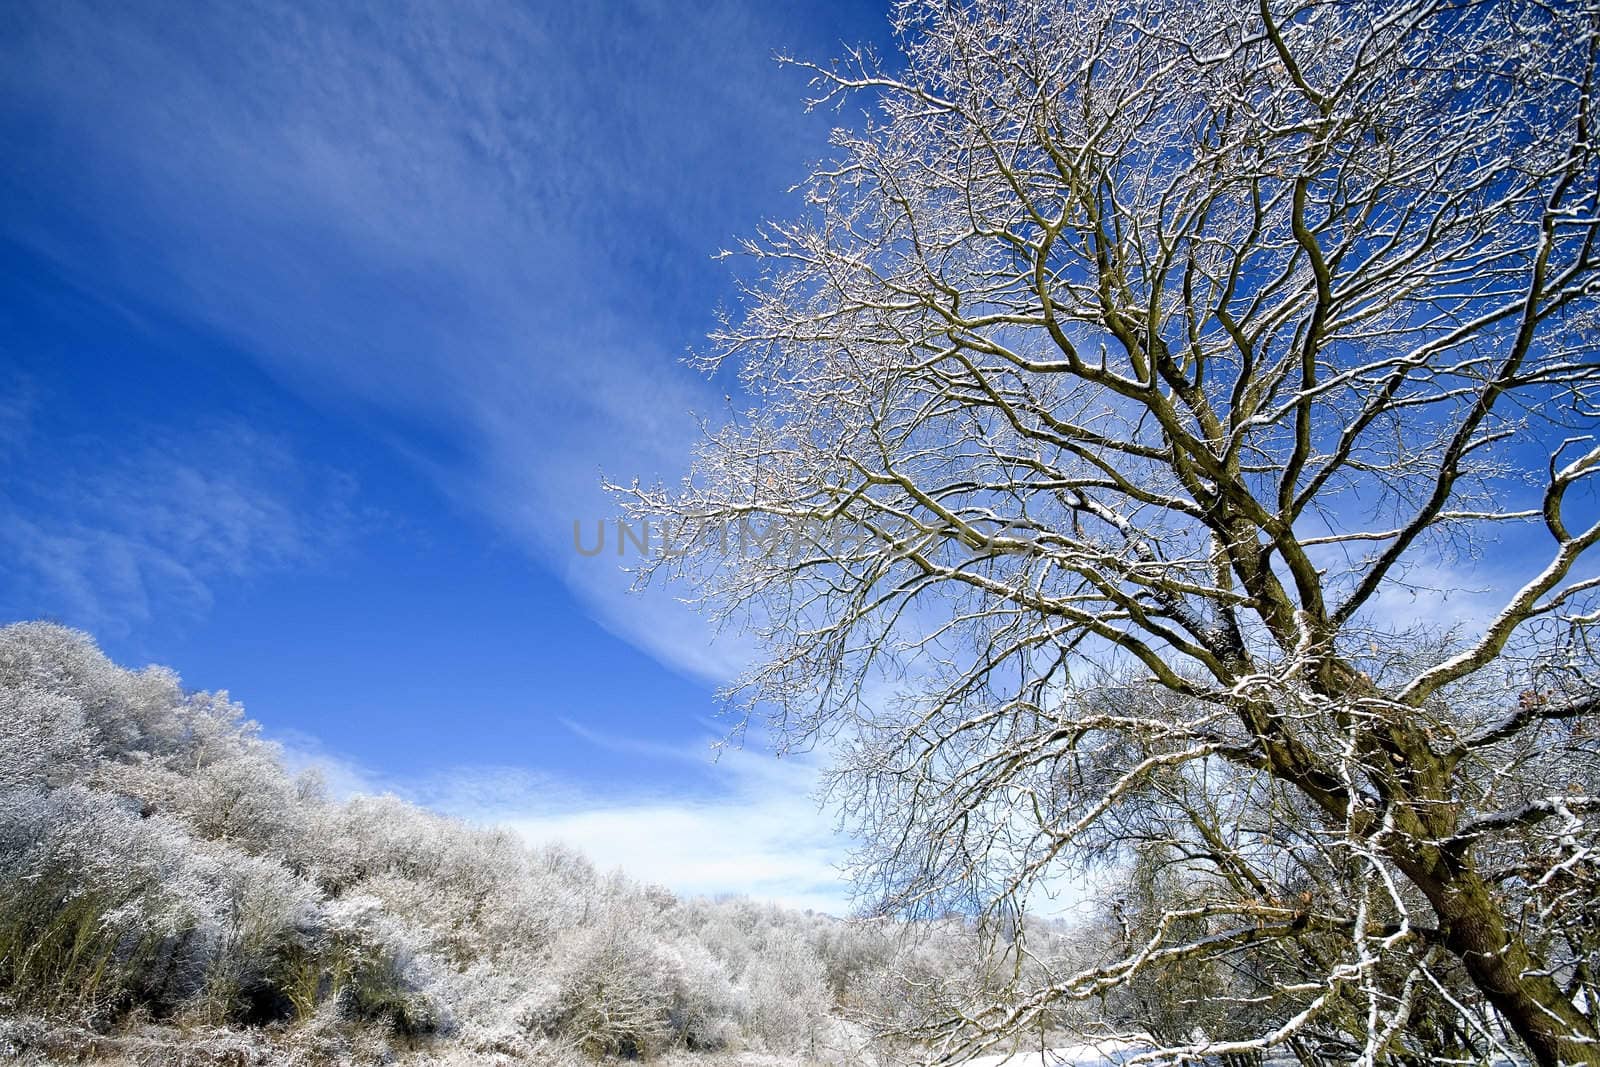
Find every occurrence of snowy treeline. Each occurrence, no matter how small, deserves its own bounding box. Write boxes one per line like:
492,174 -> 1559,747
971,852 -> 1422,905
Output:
0,622 -> 1095,1065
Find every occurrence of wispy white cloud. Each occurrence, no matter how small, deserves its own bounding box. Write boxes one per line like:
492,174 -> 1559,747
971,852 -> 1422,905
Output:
275,721 -> 853,914
0,418 -> 355,632
503,798 -> 845,915
0,0 -> 849,684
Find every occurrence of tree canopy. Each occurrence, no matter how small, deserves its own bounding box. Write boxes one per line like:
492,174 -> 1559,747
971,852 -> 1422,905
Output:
625,0 -> 1600,1062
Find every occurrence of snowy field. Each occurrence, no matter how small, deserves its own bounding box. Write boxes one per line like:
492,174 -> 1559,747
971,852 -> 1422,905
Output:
960,1041 -> 1145,1066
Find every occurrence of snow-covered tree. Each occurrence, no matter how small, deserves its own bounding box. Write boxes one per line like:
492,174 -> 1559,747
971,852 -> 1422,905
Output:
622,0 -> 1600,1062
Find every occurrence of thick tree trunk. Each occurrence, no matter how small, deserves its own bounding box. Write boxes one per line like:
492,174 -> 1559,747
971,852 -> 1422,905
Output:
1404,860 -> 1600,1067
1310,681 -> 1600,1065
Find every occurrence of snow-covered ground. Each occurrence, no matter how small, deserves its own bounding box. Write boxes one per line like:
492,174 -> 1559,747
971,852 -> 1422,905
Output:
960,1040 -> 1145,1067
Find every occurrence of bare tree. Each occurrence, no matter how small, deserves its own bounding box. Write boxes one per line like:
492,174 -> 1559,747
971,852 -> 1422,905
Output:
621,0 -> 1600,1062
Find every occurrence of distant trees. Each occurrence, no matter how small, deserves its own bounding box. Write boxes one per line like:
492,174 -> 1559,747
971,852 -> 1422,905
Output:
625,0 -> 1600,1062
2,621 -> 990,1064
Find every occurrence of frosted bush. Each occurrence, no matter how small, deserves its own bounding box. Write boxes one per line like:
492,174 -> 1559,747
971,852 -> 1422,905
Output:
0,688 -> 91,788
539,890 -> 675,1058
0,623 -> 902,1060
657,936 -> 745,1051
0,622 -> 186,756
740,926 -> 832,1056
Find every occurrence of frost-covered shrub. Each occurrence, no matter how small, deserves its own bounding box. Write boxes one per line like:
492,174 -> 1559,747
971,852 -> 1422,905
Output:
186,846 -> 319,1025
0,622 -> 188,757
740,926 -> 832,1055
313,894 -> 442,1036
334,806 -> 564,969
811,918 -> 896,1000
145,746 -> 306,854
0,688 -> 91,789
0,623 -> 891,1060
0,783 -> 331,1025
839,920 -> 970,1035
0,785 -> 214,1017
657,936 -> 744,1051
539,890 -> 674,1058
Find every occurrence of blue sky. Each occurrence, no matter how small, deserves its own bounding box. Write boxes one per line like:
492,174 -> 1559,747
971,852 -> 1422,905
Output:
0,0 -> 892,913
